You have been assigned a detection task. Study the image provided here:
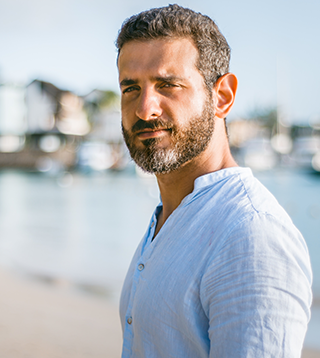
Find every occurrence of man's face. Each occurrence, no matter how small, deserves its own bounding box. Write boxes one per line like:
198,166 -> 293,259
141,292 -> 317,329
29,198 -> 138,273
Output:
118,38 -> 215,174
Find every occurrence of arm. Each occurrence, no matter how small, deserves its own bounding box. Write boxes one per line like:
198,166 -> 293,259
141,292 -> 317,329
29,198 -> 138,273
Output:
200,212 -> 312,357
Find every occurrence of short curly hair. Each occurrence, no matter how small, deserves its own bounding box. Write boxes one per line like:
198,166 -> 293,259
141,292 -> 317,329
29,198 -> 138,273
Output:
116,4 -> 231,91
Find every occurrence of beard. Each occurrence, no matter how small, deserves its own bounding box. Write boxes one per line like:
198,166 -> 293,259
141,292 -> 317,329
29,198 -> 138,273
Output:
122,99 -> 215,175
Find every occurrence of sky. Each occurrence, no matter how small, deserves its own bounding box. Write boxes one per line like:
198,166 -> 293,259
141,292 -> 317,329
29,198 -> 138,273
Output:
0,0 -> 320,123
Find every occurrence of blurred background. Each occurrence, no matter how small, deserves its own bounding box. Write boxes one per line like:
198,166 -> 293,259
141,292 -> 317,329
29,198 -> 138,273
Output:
0,0 -> 320,357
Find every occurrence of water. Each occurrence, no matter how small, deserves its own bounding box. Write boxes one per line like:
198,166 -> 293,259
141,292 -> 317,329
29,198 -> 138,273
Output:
0,170 -> 159,300
0,168 -> 319,349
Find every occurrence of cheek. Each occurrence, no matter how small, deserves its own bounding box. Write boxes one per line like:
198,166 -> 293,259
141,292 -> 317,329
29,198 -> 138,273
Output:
121,105 -> 134,130
169,92 -> 208,121
171,106 -> 202,130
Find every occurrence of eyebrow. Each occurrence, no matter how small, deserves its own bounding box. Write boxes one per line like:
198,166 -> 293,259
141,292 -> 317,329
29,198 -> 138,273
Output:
120,75 -> 185,87
120,78 -> 138,87
153,75 -> 185,82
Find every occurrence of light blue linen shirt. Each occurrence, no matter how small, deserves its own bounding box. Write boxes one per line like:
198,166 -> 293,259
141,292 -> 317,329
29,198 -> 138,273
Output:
120,167 -> 312,357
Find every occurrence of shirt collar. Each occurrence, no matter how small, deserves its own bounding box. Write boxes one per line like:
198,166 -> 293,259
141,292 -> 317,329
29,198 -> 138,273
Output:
193,166 -> 252,191
157,166 -> 252,208
182,166 -> 252,206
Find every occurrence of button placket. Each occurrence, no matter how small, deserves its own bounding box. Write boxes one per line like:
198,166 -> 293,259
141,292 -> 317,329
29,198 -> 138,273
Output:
122,214 -> 156,350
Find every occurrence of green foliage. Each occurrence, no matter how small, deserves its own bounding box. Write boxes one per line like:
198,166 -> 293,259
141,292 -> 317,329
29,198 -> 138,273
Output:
98,90 -> 120,108
83,90 -> 120,123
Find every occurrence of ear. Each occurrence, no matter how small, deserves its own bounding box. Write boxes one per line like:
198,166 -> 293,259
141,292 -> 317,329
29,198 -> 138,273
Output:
213,73 -> 238,119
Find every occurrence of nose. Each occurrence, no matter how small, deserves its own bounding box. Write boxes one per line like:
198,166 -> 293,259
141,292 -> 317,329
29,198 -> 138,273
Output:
135,88 -> 162,121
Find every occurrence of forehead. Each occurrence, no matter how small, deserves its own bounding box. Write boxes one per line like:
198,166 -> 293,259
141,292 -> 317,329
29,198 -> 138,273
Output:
118,38 -> 200,81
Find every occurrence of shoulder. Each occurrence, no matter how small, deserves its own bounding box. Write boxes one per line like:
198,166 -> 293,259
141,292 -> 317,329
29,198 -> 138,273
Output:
224,168 -> 295,228
194,168 -> 296,241
205,170 -> 311,282
200,183 -> 312,318
199,169 -> 312,306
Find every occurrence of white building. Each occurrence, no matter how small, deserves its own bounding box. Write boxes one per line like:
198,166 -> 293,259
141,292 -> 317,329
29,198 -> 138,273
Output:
25,80 -> 60,133
0,84 -> 27,152
0,84 -> 26,135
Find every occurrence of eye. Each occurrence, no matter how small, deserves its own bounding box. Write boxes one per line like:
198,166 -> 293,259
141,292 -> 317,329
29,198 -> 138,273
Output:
122,86 -> 139,94
161,82 -> 176,88
159,82 -> 179,91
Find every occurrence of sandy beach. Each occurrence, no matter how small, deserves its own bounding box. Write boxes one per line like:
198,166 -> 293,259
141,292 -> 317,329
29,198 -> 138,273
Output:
0,267 -> 318,358
0,267 -> 122,358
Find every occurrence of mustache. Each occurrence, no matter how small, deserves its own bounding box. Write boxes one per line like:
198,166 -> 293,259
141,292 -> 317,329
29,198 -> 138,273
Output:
131,119 -> 174,133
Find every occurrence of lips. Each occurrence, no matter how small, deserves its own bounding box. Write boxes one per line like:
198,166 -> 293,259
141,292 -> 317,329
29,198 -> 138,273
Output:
132,118 -> 173,132
136,128 -> 169,139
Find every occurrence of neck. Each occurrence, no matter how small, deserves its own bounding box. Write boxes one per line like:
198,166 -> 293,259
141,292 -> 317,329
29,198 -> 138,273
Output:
155,118 -> 237,232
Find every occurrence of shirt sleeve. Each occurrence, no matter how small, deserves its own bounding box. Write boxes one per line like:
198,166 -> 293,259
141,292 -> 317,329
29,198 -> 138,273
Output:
200,211 -> 312,358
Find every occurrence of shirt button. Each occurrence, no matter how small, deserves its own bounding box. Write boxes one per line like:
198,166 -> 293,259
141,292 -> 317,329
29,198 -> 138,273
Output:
138,263 -> 144,271
150,221 -> 154,228
127,317 -> 132,325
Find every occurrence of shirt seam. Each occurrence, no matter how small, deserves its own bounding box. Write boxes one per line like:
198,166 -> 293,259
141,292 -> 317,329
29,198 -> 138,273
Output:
238,172 -> 261,215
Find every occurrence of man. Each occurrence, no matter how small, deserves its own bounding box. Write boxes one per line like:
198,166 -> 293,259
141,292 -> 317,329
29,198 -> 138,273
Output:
117,4 -> 312,357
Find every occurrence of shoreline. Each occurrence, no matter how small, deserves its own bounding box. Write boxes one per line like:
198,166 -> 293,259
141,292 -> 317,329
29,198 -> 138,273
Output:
0,266 -> 318,358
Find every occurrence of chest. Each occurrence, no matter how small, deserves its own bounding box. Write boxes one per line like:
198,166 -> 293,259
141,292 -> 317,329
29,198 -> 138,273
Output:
120,220 -> 219,330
